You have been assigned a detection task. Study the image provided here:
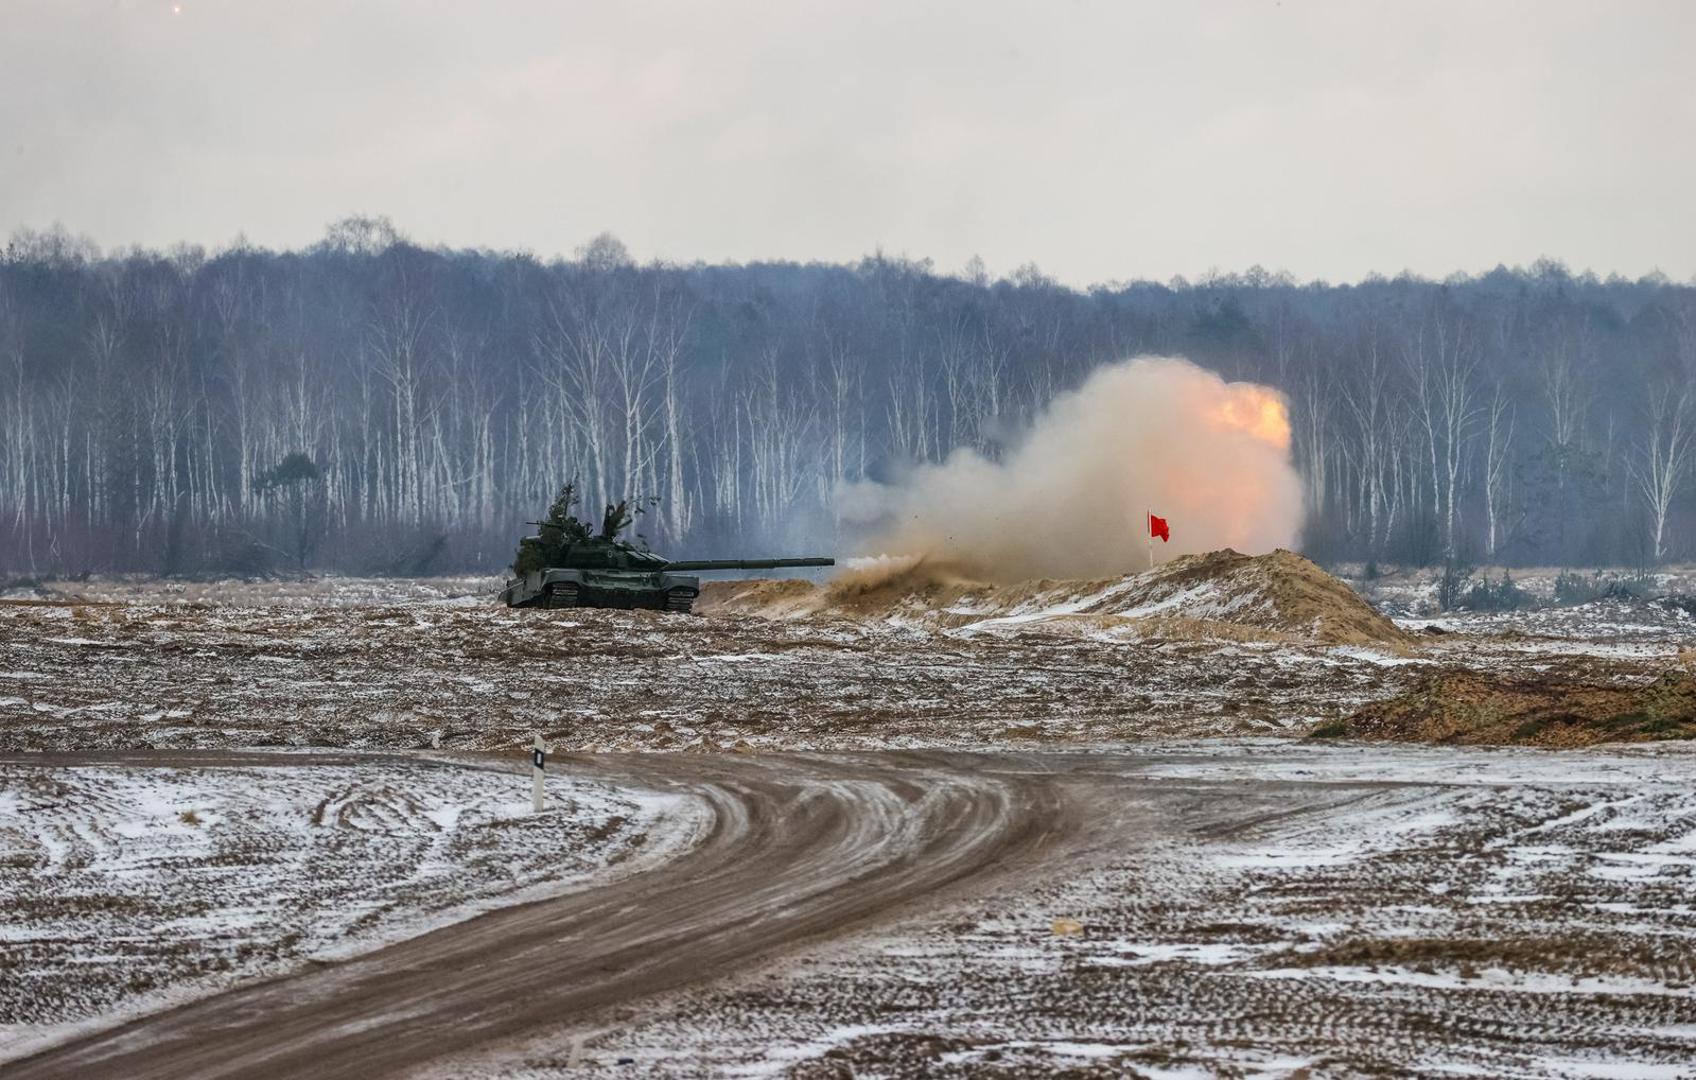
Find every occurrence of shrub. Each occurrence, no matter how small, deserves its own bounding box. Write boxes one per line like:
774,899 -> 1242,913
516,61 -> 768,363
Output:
1460,571 -> 1531,612
1555,570 -> 1603,605
1555,570 -> 1656,606
1601,575 -> 1655,601
208,531 -> 278,579
1437,560 -> 1474,611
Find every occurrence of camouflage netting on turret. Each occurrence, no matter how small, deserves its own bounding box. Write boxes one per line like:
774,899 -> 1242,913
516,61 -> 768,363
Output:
512,484 -> 593,575
512,486 -> 647,574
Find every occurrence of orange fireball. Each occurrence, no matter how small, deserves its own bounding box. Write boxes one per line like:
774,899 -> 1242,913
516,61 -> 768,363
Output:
1211,387 -> 1291,448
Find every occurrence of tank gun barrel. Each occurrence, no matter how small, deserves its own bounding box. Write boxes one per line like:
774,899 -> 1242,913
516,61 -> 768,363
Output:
662,557 -> 835,572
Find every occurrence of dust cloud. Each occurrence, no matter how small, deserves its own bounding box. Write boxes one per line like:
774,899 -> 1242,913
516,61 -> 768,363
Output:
838,356 -> 1304,581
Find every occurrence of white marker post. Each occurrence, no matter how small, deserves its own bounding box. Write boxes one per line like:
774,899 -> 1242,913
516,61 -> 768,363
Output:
531,734 -> 547,813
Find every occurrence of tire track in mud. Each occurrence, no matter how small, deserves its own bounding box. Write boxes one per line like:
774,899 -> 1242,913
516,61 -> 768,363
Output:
3,751 -> 1081,1080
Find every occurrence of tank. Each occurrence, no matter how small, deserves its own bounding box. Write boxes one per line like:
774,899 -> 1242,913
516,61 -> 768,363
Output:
500,535 -> 833,613
502,486 -> 833,613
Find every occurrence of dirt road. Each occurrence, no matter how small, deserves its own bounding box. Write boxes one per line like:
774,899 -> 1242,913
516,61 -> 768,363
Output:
10,748 -> 1692,1078
4,750 -> 1132,1079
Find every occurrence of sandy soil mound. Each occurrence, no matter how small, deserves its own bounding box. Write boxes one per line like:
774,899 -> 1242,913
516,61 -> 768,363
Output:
1091,548 -> 1410,646
1326,669 -> 1696,746
701,548 -> 1407,646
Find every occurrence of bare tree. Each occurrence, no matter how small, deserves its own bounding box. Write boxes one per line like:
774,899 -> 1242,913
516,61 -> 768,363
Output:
1340,330 -> 1394,553
1482,386 -> 1516,559
1400,305 -> 1480,558
4,235 -> 1696,574
1632,381 -> 1693,564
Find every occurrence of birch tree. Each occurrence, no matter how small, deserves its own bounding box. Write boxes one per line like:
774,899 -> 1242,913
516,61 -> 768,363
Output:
1482,386 -> 1515,559
1632,382 -> 1692,564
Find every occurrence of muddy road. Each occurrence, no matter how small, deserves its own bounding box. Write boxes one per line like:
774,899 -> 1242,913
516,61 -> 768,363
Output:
8,746 -> 1696,1078
4,752 -> 1064,1078
1,750 -> 1365,1079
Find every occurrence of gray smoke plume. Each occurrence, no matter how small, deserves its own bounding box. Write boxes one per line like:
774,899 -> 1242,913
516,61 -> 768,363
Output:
838,356 -> 1304,581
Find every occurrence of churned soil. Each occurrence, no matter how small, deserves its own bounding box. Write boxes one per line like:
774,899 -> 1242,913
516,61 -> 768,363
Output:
1326,668 -> 1696,746
0,590 -> 1406,751
6,567 -> 1695,754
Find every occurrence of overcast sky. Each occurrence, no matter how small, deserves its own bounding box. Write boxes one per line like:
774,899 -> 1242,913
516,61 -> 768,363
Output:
4,0 -> 1693,284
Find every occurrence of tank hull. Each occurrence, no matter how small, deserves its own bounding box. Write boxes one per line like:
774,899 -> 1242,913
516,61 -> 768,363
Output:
501,569 -> 702,613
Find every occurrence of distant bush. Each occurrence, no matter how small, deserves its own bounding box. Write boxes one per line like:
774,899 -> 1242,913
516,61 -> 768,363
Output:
1437,560 -> 1473,612
1554,570 -> 1602,605
206,531 -> 279,579
1459,571 -> 1531,612
1554,570 -> 1656,606
1656,595 -> 1696,619
1603,575 -> 1656,601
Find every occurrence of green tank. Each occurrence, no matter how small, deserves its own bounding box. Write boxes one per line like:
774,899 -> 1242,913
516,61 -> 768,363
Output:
503,486 -> 832,613
500,538 -> 833,613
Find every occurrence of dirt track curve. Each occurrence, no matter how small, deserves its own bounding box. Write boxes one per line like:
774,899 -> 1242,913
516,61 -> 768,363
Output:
3,750 -> 1134,1079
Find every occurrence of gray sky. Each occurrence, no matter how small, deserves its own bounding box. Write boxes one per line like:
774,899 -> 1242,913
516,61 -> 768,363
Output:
4,0 -> 1693,284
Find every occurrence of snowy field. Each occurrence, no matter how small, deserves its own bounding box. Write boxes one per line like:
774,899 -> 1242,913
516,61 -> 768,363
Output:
1350,563 -> 1696,620
438,744 -> 1696,1079
4,577 -> 1696,1077
3,573 -> 1693,755
0,754 -> 698,1061
0,587 -> 1405,751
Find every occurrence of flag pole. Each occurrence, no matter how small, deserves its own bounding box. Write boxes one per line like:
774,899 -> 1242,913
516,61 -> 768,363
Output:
1147,509 -> 1153,570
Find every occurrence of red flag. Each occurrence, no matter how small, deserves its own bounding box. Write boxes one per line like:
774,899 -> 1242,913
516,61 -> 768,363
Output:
1149,513 -> 1170,543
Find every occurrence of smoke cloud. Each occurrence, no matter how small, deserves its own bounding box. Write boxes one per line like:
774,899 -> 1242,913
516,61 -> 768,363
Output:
839,356 -> 1304,581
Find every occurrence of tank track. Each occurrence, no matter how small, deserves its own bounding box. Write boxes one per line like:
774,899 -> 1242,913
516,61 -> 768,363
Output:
538,581 -> 694,614
542,582 -> 580,609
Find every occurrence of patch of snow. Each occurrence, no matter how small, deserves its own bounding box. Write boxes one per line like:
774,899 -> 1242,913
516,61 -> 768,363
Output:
0,755 -> 705,1062
1327,645 -> 1425,667
1085,941 -> 1258,966
1252,965 -> 1696,998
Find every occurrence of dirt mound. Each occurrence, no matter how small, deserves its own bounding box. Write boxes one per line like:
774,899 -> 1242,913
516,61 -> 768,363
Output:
701,548 -> 1406,646
1101,548 -> 1409,646
1324,669 -> 1696,746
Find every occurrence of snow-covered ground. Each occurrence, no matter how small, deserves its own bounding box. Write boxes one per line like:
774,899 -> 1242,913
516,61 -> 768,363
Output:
439,744 -> 1696,1079
0,574 -> 504,608
4,578 -> 1696,1076
11,574 -> 1692,757
1349,563 -> 1696,618
0,588 -> 1418,751
0,755 -> 700,1061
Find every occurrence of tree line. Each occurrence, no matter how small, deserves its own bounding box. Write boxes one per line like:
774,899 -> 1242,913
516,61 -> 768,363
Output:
2,216 -> 1693,577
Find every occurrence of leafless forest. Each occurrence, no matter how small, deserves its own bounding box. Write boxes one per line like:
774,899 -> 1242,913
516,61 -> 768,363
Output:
2,216 -> 1693,576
